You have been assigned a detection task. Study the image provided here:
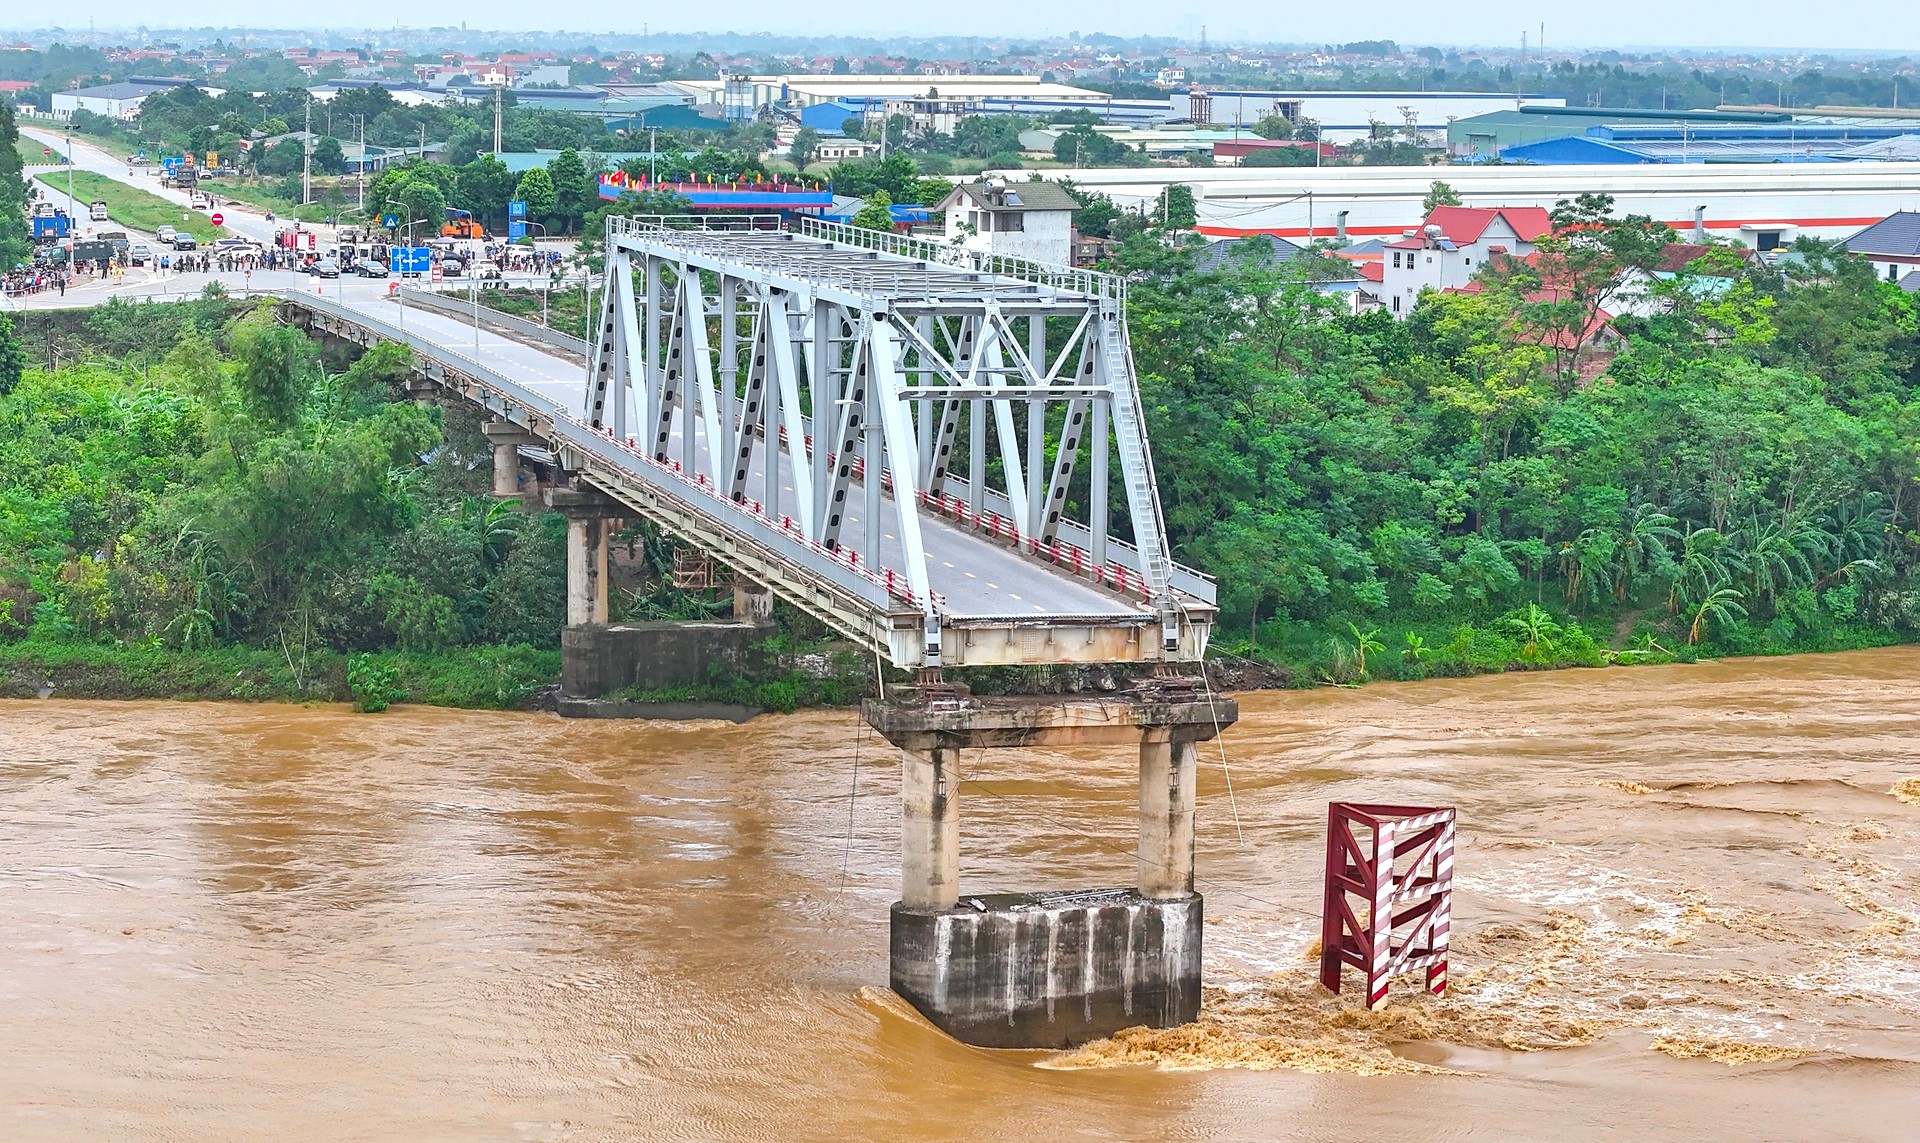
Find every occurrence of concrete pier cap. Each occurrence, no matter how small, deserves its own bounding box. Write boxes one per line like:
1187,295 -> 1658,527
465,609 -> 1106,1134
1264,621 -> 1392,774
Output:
863,681 -> 1240,1049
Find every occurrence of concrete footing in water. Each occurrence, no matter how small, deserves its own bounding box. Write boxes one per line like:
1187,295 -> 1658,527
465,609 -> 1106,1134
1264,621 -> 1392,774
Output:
865,686 -> 1236,1049
890,889 -> 1203,1049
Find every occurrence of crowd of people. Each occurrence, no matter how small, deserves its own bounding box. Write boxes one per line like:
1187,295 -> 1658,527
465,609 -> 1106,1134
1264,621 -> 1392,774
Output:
2,265 -> 69,299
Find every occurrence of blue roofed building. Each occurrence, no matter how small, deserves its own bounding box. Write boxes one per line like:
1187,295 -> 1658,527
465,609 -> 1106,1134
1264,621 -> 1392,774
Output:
799,101 -> 866,135
1500,122 -> 1920,165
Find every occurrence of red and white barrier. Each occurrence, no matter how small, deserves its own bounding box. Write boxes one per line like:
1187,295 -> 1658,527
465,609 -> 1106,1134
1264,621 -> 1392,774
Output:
1319,803 -> 1456,1009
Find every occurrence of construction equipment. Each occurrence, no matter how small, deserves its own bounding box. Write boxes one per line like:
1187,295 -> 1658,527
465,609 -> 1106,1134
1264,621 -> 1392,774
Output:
440,207 -> 486,240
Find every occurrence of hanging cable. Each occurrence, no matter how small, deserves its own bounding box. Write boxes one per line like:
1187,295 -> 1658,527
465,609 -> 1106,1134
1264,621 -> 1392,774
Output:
1199,661 -> 1245,846
837,716 -> 864,899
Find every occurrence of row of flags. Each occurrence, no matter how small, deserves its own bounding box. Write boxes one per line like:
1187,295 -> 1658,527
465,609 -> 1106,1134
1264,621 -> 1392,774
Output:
599,170 -> 827,192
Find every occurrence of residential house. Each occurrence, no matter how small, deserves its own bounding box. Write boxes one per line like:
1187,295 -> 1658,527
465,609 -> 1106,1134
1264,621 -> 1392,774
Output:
1846,211 -> 1920,284
1610,243 -> 1759,318
1379,205 -> 1552,317
938,179 -> 1078,266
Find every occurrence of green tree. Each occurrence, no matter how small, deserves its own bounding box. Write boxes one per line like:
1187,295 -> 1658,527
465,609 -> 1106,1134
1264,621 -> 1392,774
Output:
453,155 -> 516,231
1154,184 -> 1196,229
1423,180 -> 1463,211
1688,586 -> 1748,645
392,178 -> 446,243
0,103 -> 28,270
546,147 -> 593,234
1251,114 -> 1293,140
0,312 -> 23,397
789,126 -> 819,168
312,136 -> 347,175
850,189 -> 894,232
513,166 -> 557,223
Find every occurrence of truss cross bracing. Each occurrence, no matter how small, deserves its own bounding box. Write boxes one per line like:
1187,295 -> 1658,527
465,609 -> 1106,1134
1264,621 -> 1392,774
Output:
569,217 -> 1215,668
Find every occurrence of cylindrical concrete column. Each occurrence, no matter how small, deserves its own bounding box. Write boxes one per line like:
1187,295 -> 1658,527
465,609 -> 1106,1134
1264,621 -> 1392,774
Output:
1138,730 -> 1198,899
565,516 -> 609,627
901,743 -> 959,910
732,578 -> 774,625
491,441 -> 521,497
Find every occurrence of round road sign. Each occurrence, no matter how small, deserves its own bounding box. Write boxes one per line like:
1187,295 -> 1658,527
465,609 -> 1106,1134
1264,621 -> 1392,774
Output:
210,212 -> 224,226
41,147 -> 50,157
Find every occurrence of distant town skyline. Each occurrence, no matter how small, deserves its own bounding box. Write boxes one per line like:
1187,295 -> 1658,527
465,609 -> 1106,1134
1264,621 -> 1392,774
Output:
3,3 -> 1918,55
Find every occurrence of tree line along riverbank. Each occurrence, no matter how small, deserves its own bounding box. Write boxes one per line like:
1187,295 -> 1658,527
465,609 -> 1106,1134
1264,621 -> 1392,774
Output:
0,194 -> 1916,711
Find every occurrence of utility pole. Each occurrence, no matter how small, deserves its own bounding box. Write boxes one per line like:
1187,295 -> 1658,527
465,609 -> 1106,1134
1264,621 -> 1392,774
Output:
649,125 -> 658,182
303,92 -> 313,205
356,114 -> 366,212
493,83 -> 503,156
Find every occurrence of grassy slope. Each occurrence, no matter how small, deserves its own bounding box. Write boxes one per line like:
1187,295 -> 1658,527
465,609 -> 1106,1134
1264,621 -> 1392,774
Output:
198,177 -> 339,224
32,170 -> 224,241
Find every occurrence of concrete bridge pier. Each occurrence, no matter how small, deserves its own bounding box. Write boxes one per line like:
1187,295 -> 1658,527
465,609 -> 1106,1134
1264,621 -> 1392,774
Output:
482,422 -> 541,498
866,685 -> 1237,1049
732,579 -> 775,625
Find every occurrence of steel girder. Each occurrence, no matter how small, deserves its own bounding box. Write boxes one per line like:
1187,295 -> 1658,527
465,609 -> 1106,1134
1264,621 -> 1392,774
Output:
585,220 -> 1211,665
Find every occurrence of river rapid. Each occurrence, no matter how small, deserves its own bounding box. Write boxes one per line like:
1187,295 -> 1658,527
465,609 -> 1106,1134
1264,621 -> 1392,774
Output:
4,648 -> 1918,1141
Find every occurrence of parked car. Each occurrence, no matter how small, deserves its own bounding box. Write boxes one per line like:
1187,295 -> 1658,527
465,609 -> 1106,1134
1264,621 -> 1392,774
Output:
172,235 -> 197,251
129,244 -> 154,266
156,225 -> 177,243
354,260 -> 390,278
310,259 -> 341,279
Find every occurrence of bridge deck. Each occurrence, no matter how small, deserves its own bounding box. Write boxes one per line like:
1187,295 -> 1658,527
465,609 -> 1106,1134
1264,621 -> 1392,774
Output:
344,291 -> 1149,622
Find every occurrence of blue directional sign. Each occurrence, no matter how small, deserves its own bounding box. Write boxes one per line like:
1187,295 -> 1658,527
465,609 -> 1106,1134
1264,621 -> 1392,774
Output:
507,220 -> 526,239
389,246 -> 432,275
508,200 -> 527,219
134,149 -> 147,159
160,157 -> 181,172
381,213 -> 400,229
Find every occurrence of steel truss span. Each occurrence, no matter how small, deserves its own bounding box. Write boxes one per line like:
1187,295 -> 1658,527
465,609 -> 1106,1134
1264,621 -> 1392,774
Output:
581,217 -> 1214,668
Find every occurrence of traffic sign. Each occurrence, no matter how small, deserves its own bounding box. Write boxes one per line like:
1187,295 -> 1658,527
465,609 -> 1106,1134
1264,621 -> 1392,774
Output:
507,220 -> 526,239
388,246 -> 432,275
210,212 -> 224,226
508,200 -> 527,218
430,267 -> 443,283
41,147 -> 49,157
381,213 -> 399,229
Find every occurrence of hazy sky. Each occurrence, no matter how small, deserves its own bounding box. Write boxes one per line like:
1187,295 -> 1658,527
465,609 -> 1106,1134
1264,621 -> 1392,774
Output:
15,1 -> 1919,53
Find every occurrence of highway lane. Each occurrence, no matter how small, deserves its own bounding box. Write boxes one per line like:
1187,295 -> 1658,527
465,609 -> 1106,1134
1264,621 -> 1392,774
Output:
22,127 -> 283,248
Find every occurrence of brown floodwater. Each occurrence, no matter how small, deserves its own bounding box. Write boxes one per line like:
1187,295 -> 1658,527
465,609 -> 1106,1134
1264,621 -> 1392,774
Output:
3,648 -> 1918,1142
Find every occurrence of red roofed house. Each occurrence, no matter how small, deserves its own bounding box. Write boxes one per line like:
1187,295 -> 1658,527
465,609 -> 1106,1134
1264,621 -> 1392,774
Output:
1381,205 -> 1554,318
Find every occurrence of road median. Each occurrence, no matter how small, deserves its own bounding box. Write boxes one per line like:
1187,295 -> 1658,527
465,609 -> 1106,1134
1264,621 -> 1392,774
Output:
32,169 -> 224,241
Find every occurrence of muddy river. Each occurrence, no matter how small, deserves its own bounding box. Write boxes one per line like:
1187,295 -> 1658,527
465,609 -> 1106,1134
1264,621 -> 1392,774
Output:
3,648 -> 1917,1141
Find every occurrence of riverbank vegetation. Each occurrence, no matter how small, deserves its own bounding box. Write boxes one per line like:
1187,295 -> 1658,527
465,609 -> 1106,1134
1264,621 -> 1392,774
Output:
1109,198 -> 1919,683
0,296 -> 574,707
1,190 -> 1915,711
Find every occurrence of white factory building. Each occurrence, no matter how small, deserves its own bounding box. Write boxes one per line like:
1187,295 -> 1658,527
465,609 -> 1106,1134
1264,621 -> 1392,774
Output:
1176,89 -> 1564,145
52,77 -> 217,120
1011,162 -> 1920,247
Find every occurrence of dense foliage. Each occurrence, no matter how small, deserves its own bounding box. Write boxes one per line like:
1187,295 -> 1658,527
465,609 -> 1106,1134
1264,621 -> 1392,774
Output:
0,298 -> 570,704
1112,211 -> 1920,680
